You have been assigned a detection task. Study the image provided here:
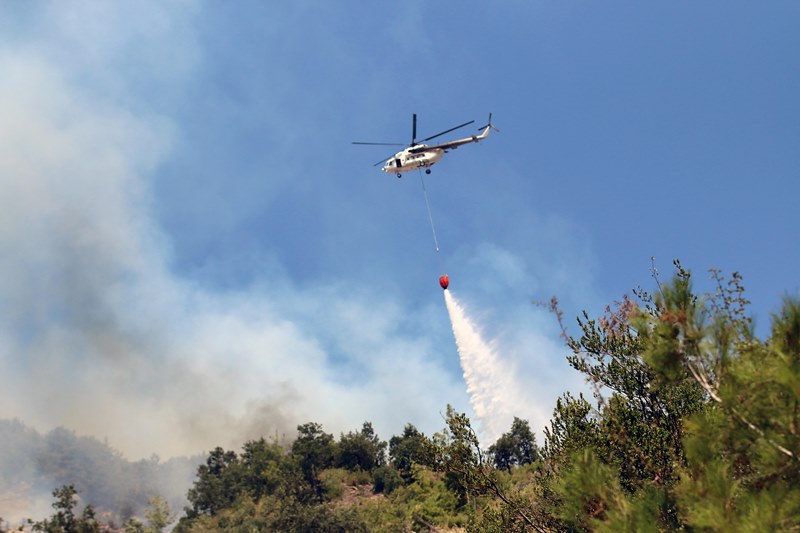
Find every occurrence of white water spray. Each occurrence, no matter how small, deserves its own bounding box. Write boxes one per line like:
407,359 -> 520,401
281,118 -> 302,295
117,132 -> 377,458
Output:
443,289 -> 524,445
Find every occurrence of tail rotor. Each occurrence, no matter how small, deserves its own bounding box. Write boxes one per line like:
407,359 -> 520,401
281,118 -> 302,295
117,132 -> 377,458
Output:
478,113 -> 500,133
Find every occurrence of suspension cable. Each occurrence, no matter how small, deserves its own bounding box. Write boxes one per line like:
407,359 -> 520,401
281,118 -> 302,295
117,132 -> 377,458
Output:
419,170 -> 440,253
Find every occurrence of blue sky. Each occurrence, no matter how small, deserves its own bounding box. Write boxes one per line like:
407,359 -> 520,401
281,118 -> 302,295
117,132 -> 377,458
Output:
0,2 -> 797,458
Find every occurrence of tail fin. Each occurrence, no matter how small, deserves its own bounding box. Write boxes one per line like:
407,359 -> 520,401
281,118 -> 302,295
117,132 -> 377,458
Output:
478,113 -> 500,133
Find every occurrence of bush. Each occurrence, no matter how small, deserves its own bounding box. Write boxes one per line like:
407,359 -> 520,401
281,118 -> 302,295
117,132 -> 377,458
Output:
372,465 -> 404,495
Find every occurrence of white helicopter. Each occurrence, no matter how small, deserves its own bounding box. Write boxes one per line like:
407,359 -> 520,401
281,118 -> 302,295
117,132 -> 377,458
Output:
353,113 -> 498,177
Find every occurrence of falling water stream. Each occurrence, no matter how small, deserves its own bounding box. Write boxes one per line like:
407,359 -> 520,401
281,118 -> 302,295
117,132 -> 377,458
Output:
443,289 -> 520,444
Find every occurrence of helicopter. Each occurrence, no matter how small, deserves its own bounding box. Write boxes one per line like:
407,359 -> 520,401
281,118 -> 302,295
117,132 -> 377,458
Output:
353,113 -> 498,178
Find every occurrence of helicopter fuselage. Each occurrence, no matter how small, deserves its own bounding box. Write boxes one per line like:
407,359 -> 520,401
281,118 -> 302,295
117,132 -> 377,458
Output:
382,146 -> 444,174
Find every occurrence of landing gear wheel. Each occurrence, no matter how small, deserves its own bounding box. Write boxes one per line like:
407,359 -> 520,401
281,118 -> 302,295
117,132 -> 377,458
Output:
396,173 -> 402,178
425,169 -> 431,174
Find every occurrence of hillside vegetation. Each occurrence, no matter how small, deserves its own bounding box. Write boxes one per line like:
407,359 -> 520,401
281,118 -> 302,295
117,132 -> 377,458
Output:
0,422 -> 197,530
4,265 -> 800,532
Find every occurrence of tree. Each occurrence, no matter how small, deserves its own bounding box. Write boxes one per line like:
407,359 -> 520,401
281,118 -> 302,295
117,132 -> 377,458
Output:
542,266 -> 800,530
388,424 -> 432,482
336,421 -> 387,472
488,417 -> 538,471
143,496 -> 174,532
560,277 -> 706,494
184,447 -> 241,517
542,391 -> 599,461
428,406 -> 544,531
529,269 -> 710,528
291,422 -> 337,501
642,273 -> 800,530
123,496 -> 175,533
32,485 -> 100,533
239,437 -> 291,500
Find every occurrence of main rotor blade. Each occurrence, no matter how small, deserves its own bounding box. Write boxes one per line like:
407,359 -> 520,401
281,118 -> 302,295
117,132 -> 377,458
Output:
352,141 -> 406,146
412,114 -> 417,146
420,120 -> 475,143
373,154 -> 393,167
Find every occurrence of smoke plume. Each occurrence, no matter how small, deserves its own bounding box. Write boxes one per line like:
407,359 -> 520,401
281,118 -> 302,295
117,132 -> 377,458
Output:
0,45 -> 465,461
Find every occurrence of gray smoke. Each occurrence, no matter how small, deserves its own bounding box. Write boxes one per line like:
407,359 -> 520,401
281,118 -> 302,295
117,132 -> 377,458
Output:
0,45 -> 464,460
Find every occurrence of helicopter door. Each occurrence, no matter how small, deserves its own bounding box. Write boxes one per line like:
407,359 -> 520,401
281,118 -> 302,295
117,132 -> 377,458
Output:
394,158 -> 402,168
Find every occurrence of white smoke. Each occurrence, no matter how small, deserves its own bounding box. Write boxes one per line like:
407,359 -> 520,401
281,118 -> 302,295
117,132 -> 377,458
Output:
0,34 -> 467,460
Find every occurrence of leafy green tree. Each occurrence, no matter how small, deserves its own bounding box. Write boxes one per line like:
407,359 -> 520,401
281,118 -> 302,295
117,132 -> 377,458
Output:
639,273 -> 800,530
123,495 -> 174,533
542,391 -> 599,461
563,278 -> 705,493
336,421 -> 387,472
32,485 -> 100,533
543,266 -> 800,530
488,417 -> 538,471
292,423 -> 336,474
428,406 -> 542,530
184,447 -> 241,517
530,269 -> 710,528
291,422 -> 337,501
551,448 -> 670,533
177,436 -> 320,531
143,496 -> 174,532
388,424 -> 432,482
239,437 -> 291,500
